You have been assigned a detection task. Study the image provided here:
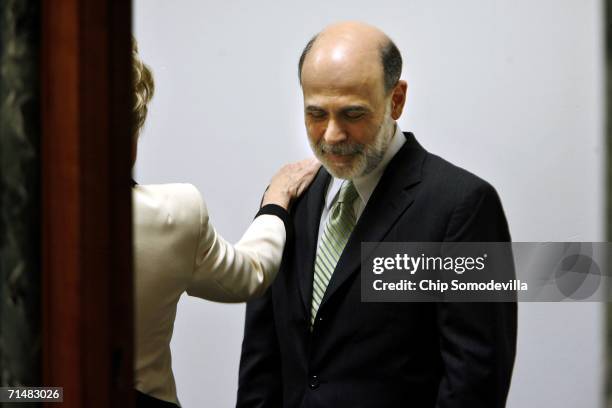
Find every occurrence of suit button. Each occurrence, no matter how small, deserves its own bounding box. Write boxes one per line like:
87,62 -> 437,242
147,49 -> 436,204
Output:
309,375 -> 319,389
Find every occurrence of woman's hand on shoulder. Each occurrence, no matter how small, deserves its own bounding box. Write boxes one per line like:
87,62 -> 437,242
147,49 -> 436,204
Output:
262,158 -> 321,210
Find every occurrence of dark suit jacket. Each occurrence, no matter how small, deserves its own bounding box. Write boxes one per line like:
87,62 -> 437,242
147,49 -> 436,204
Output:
237,132 -> 517,408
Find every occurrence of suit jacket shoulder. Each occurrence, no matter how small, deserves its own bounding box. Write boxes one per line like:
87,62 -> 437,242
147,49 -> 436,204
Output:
420,152 -> 510,242
422,151 -> 496,204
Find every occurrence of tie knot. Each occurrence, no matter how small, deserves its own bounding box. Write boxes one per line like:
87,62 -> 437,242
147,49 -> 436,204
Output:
337,181 -> 358,205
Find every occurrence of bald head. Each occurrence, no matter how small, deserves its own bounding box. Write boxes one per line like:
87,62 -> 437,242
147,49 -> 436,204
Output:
298,22 -> 408,179
298,21 -> 402,94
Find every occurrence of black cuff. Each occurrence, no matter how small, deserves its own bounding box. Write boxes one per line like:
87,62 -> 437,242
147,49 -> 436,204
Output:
136,390 -> 179,408
256,204 -> 293,243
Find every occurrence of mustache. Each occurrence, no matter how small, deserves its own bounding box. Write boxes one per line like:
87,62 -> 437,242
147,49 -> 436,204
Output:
317,142 -> 365,155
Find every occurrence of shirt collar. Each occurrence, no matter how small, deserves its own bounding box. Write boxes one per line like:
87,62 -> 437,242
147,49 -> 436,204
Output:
325,124 -> 406,210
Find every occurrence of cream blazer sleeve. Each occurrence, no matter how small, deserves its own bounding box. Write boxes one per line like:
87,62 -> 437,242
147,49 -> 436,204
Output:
184,184 -> 287,302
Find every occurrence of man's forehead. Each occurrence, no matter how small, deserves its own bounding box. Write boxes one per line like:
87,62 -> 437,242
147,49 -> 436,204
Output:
302,61 -> 383,98
304,88 -> 380,111
304,94 -> 373,110
303,72 -> 378,91
302,49 -> 381,83
300,28 -> 389,103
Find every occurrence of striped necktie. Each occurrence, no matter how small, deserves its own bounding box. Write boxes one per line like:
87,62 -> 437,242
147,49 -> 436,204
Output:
311,180 -> 359,327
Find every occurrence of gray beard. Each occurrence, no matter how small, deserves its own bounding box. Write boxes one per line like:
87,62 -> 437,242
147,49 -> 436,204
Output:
311,114 -> 395,180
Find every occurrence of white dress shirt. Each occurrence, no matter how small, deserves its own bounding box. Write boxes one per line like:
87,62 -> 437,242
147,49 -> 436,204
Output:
133,183 -> 286,406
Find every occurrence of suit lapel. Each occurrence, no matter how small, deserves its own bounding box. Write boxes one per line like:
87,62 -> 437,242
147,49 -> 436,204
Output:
295,167 -> 331,314
320,132 -> 427,308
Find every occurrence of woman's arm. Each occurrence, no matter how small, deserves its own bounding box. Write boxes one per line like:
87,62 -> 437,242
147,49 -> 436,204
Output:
185,159 -> 319,302
185,201 -> 287,302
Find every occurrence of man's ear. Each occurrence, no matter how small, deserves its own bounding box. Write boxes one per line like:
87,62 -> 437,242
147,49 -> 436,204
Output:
390,80 -> 407,120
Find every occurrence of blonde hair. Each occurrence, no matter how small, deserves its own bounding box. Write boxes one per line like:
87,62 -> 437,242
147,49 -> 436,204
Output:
132,38 -> 155,140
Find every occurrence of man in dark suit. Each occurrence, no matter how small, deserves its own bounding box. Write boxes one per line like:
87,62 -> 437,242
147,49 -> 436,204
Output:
237,21 -> 517,408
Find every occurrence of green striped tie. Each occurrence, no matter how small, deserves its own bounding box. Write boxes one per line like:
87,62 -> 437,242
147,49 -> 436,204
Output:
311,181 -> 359,327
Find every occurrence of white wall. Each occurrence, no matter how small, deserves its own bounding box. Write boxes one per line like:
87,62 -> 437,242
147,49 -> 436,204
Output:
134,1 -> 605,407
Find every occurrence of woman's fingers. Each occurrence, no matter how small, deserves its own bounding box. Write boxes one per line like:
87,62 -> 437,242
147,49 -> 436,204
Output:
287,158 -> 320,198
262,158 -> 321,209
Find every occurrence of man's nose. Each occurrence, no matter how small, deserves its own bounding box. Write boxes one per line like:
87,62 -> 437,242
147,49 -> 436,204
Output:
323,119 -> 347,144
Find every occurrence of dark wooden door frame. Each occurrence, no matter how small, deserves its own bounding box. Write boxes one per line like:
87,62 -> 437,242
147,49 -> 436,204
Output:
41,1 -> 133,406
